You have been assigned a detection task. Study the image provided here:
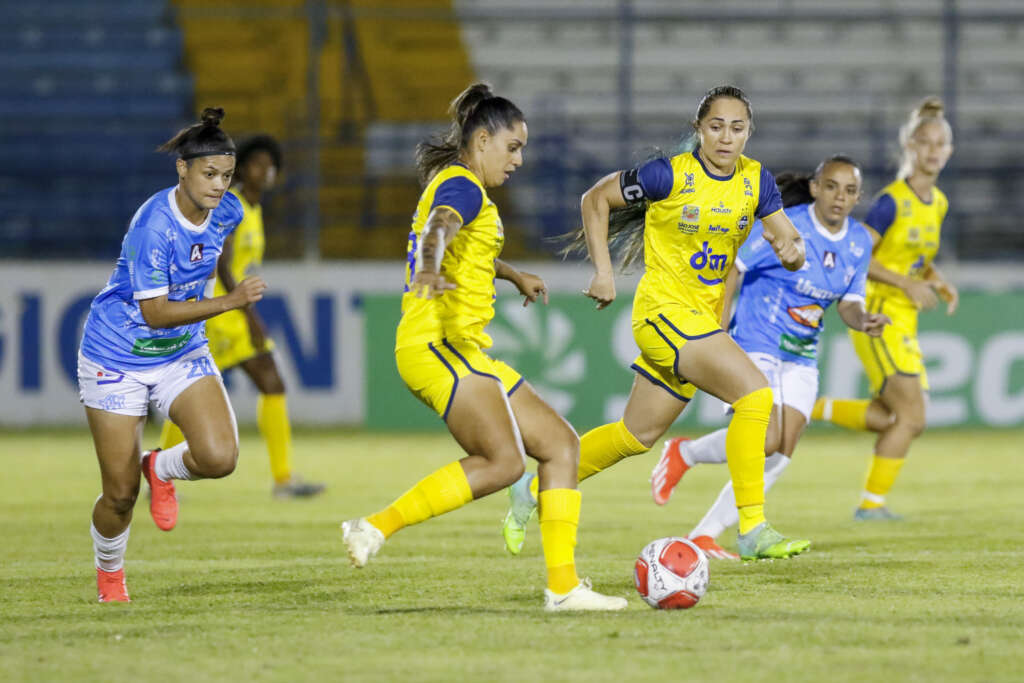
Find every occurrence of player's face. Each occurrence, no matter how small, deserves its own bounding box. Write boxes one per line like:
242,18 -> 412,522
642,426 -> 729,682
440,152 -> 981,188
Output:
240,150 -> 277,194
696,98 -> 751,173
178,155 -> 236,211
478,120 -> 528,187
810,162 -> 862,228
907,120 -> 953,177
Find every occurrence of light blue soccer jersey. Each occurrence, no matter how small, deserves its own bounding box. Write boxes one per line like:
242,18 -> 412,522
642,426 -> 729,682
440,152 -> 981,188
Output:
730,203 -> 872,366
80,187 -> 244,369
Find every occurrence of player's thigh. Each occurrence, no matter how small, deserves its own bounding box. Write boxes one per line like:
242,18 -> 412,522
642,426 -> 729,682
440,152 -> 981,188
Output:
85,407 -> 145,493
621,374 -> 690,448
167,375 -> 238,454
240,352 -> 285,394
446,373 -> 525,463
508,379 -> 578,465
878,373 -> 926,424
677,333 -> 769,405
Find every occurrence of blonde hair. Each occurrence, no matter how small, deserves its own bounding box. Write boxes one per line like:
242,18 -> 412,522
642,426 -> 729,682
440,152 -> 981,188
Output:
897,96 -> 952,179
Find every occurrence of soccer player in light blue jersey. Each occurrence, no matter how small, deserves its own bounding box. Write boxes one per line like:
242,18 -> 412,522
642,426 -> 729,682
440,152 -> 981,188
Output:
650,156 -> 890,559
78,108 -> 266,602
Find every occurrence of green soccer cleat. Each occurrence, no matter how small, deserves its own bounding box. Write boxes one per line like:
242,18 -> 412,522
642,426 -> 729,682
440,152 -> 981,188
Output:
502,472 -> 537,555
853,506 -> 904,521
737,522 -> 811,561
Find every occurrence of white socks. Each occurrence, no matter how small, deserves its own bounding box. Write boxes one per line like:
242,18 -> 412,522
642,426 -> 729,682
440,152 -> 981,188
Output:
154,442 -> 195,482
680,428 -> 728,466
690,453 -> 791,539
91,522 -> 130,572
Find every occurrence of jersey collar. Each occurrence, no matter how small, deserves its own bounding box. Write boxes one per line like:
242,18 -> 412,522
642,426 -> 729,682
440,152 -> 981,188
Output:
691,150 -> 735,181
168,188 -> 212,234
808,203 -> 848,242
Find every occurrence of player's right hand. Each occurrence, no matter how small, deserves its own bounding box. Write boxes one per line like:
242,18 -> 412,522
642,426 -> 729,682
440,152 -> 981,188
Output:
411,271 -> 456,299
584,271 -> 616,310
903,279 -> 938,310
231,277 -> 267,307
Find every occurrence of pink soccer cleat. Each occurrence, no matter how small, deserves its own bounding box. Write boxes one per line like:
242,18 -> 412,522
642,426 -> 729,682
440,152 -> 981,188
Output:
651,437 -> 691,505
689,535 -> 740,561
96,567 -> 130,602
142,449 -> 178,531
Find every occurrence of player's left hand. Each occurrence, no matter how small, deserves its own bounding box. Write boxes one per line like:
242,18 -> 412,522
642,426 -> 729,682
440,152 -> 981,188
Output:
764,231 -> 805,271
933,280 -> 959,315
514,271 -> 549,307
862,312 -> 891,337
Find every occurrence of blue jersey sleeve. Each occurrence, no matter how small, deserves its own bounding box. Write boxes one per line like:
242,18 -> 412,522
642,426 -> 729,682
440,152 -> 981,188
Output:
124,220 -> 172,300
734,219 -> 777,273
755,166 -> 783,219
620,157 -> 673,203
431,176 -> 483,225
864,194 -> 896,236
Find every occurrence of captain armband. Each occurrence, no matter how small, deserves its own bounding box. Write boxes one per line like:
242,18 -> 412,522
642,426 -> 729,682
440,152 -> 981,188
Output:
619,167 -> 647,204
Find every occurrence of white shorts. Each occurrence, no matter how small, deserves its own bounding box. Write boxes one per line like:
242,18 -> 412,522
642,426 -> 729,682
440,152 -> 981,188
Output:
747,351 -> 819,421
78,347 -> 223,417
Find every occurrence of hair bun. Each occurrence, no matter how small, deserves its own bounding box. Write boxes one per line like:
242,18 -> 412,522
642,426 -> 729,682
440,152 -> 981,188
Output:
200,107 -> 226,128
451,82 -> 494,126
914,96 -> 945,119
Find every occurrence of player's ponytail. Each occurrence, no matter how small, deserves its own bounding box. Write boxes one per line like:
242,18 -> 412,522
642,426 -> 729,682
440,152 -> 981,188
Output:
897,96 -> 952,179
157,107 -> 236,161
415,82 -> 525,185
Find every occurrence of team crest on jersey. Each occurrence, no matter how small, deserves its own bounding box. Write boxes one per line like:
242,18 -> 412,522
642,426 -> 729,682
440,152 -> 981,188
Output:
189,243 -> 204,263
901,199 -> 913,217
738,215 -> 749,232
679,173 -> 695,194
744,177 -> 754,197
822,251 -> 836,269
681,205 -> 700,222
787,304 -> 824,329
848,240 -> 864,258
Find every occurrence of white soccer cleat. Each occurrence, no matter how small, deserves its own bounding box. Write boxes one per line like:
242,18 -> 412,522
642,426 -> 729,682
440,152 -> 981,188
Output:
341,518 -> 385,568
543,578 -> 628,612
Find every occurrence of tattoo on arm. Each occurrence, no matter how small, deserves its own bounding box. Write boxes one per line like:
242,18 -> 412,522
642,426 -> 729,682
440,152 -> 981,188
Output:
417,207 -> 463,274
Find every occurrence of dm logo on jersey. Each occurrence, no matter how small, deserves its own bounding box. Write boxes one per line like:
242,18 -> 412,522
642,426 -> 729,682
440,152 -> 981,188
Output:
822,251 -> 836,269
681,205 -> 700,222
787,304 -> 824,329
189,243 -> 204,263
690,241 -> 729,285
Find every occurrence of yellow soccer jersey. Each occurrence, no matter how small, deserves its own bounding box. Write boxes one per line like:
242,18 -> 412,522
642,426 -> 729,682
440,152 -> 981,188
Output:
863,179 -> 948,308
625,151 -> 783,321
396,163 -> 503,350
213,188 -> 265,297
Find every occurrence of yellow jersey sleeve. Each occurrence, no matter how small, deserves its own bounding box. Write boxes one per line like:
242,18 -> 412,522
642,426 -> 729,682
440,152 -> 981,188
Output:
213,189 -> 265,297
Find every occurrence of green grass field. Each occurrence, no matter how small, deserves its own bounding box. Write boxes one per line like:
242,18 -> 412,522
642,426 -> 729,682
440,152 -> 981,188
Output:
1,426 -> 1022,682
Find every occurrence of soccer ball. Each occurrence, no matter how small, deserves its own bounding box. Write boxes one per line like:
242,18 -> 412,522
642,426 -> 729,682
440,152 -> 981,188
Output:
634,537 -> 709,609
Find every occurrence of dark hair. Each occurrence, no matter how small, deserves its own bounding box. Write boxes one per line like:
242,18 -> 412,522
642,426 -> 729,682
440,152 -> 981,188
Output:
157,107 -> 236,161
236,134 -> 282,172
414,82 -> 525,184
776,155 -> 862,208
561,85 -> 755,269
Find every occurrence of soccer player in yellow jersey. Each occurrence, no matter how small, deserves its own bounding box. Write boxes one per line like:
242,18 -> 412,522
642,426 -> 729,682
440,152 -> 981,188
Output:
504,85 -> 811,561
150,135 -> 325,504
813,97 -> 958,520
340,83 -> 626,611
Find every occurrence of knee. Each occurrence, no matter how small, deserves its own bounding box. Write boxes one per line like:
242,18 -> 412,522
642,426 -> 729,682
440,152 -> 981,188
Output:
191,438 -> 238,478
103,485 -> 139,516
895,411 -> 926,438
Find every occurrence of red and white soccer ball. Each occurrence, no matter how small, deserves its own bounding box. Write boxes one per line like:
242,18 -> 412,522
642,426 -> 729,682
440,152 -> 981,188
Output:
634,537 -> 709,609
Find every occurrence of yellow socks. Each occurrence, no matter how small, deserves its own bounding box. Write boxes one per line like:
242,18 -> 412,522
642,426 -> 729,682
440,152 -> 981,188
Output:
860,455 -> 906,509
538,488 -> 582,594
258,393 -> 293,484
367,461 -> 474,538
727,387 -> 773,534
158,420 -> 185,451
577,420 -> 648,482
813,397 -> 870,431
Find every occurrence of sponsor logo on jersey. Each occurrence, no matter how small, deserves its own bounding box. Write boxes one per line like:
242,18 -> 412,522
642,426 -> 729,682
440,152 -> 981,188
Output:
710,201 -> 731,215
744,177 -> 754,197
690,241 -> 729,285
822,251 -> 836,269
681,205 -> 700,222
795,277 -> 842,300
190,243 -> 204,263
679,172 -> 695,194
96,370 -> 125,386
848,240 -> 864,258
708,224 -> 729,234
677,222 -> 699,234
787,304 -> 825,329
901,199 -> 913,217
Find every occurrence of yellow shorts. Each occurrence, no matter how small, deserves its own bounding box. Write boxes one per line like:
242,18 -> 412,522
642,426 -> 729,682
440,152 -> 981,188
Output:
395,339 -> 523,420
631,307 -> 720,403
850,299 -> 928,395
205,308 -> 275,371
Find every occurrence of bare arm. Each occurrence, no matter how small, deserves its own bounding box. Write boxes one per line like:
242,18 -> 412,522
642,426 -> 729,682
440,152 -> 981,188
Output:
837,298 -> 890,337
923,262 -> 959,314
580,171 -> 629,309
138,277 -> 267,329
759,210 -> 806,271
719,265 -> 741,329
411,206 -> 462,298
496,259 -> 549,307
861,225 -> 939,310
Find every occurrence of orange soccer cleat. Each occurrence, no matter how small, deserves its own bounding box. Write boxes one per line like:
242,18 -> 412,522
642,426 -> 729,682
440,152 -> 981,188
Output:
142,449 -> 178,531
689,535 -> 740,561
96,567 -> 130,602
651,437 -> 691,505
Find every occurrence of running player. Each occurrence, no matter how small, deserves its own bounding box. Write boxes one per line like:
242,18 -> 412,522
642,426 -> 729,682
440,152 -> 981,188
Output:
503,85 -> 811,561
152,135 -> 325,500
649,157 -> 889,559
340,83 -> 626,611
79,108 -> 264,602
812,97 -> 957,520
